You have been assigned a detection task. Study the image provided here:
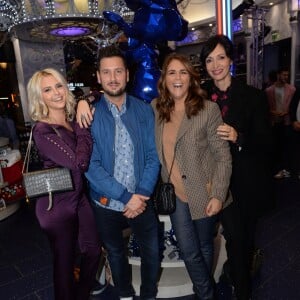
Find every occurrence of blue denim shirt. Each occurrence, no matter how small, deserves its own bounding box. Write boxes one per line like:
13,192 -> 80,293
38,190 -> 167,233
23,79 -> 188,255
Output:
96,97 -> 135,211
86,94 -> 160,208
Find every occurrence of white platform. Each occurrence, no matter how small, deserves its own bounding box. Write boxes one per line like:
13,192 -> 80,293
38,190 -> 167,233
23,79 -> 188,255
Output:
0,201 -> 21,221
129,215 -> 227,298
132,265 -> 193,298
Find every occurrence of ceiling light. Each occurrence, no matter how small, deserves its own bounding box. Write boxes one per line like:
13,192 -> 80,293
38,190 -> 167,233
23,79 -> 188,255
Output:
0,0 -> 133,41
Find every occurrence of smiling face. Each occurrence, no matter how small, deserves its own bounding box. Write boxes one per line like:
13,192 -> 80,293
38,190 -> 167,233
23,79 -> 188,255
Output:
97,56 -> 129,103
278,70 -> 289,85
40,74 -> 67,115
165,58 -> 190,103
205,43 -> 232,88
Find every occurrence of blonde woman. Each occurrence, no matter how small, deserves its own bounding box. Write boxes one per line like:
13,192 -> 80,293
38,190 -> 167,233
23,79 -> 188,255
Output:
27,68 -> 100,300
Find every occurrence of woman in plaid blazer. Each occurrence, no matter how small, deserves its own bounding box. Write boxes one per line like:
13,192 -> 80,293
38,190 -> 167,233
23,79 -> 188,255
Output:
152,52 -> 232,300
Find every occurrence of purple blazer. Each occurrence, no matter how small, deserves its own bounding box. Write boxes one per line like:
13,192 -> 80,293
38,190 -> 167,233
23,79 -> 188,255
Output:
32,121 -> 92,209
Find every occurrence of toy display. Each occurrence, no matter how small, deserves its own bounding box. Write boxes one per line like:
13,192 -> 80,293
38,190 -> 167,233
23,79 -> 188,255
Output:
103,0 -> 188,102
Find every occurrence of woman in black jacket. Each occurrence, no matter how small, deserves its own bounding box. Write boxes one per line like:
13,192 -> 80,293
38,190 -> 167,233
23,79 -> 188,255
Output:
200,34 -> 274,300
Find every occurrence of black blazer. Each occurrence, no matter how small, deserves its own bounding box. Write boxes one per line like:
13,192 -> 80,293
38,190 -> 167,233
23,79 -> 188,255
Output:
289,87 -> 300,123
202,78 -> 274,218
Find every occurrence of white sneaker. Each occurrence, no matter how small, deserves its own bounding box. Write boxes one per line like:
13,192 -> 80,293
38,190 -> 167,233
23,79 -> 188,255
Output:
90,281 -> 108,295
120,297 -> 133,300
283,169 -> 291,177
274,169 -> 290,179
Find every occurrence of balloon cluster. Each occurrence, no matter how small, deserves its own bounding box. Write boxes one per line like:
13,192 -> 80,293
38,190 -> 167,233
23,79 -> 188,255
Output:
103,0 -> 188,103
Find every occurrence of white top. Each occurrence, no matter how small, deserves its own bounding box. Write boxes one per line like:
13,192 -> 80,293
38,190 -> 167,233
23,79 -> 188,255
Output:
274,86 -> 285,113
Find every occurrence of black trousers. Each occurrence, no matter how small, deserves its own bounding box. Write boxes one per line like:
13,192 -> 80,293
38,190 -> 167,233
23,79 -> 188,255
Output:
220,202 -> 257,300
271,123 -> 292,173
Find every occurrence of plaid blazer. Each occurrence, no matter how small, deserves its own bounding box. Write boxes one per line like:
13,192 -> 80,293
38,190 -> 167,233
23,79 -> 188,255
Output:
153,99 -> 232,220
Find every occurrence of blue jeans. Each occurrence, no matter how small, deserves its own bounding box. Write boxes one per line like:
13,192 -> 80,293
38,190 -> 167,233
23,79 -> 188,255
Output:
170,197 -> 217,300
91,200 -> 159,299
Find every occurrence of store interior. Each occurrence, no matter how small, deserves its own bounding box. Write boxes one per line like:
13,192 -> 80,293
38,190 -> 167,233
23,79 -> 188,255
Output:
1,0 -> 300,299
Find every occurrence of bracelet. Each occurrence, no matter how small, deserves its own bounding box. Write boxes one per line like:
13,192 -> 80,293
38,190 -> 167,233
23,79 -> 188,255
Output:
77,96 -> 90,105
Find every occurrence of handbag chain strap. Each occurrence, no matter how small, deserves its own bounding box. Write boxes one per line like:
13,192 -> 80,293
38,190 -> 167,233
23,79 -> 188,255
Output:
22,126 -> 34,174
166,144 -> 177,183
22,124 -> 61,174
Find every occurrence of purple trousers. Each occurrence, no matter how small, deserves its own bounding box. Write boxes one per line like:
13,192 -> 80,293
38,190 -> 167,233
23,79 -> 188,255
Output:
35,192 -> 100,300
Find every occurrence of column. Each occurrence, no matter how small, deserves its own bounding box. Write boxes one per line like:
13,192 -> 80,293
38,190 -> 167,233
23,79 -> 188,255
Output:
12,38 -> 65,123
289,12 -> 299,85
215,0 -> 232,39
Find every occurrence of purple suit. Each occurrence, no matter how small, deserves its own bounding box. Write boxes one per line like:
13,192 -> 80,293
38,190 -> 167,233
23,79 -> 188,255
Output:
33,121 -> 100,300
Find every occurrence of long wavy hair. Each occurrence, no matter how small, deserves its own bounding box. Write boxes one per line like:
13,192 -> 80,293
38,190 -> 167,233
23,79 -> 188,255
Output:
27,68 -> 76,122
156,52 -> 206,122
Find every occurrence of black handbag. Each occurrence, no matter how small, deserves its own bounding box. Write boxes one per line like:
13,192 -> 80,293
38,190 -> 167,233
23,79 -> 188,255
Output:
22,126 -> 73,211
153,180 -> 176,215
153,148 -> 177,215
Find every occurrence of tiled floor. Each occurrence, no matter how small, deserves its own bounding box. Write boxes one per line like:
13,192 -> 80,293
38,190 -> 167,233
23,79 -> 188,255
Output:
0,177 -> 299,300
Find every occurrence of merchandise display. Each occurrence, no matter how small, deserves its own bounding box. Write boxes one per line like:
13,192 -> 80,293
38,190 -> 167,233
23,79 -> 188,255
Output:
0,148 -> 25,202
0,183 -> 25,203
0,148 -> 25,219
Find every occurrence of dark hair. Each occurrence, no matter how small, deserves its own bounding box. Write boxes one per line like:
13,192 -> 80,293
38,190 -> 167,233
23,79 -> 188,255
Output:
97,45 -> 127,70
200,34 -> 234,68
268,70 -> 277,82
156,52 -> 206,122
277,66 -> 289,74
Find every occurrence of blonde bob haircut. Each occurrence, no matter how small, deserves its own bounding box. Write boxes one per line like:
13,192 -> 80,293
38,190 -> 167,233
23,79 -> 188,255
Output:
27,68 -> 76,122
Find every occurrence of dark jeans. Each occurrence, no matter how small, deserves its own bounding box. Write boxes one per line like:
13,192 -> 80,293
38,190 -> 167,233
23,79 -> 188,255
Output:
271,123 -> 292,173
91,200 -> 160,299
170,197 -> 217,300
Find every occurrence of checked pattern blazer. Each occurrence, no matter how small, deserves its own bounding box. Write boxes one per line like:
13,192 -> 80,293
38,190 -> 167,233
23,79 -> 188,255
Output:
153,99 -> 232,220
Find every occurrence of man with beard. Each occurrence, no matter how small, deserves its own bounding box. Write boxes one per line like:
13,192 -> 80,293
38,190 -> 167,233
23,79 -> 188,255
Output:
77,45 -> 160,300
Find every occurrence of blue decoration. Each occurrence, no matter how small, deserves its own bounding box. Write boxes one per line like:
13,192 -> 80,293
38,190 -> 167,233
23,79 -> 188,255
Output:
164,228 -> 181,260
103,0 -> 188,103
128,233 -> 140,257
127,226 -> 181,261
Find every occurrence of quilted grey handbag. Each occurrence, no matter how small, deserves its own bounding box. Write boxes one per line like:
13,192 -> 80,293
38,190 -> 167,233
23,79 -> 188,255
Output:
22,126 -> 73,211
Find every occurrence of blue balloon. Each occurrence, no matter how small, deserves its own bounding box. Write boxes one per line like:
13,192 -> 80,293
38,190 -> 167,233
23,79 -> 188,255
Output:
103,0 -> 188,102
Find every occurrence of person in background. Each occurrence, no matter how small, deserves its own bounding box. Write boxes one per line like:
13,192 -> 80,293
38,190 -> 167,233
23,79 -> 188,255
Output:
200,34 -> 273,300
289,87 -> 300,180
26,68 -> 100,300
72,86 -> 85,101
0,101 -> 20,149
153,52 -> 232,300
263,70 -> 277,90
78,45 -> 160,300
265,67 -> 296,179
